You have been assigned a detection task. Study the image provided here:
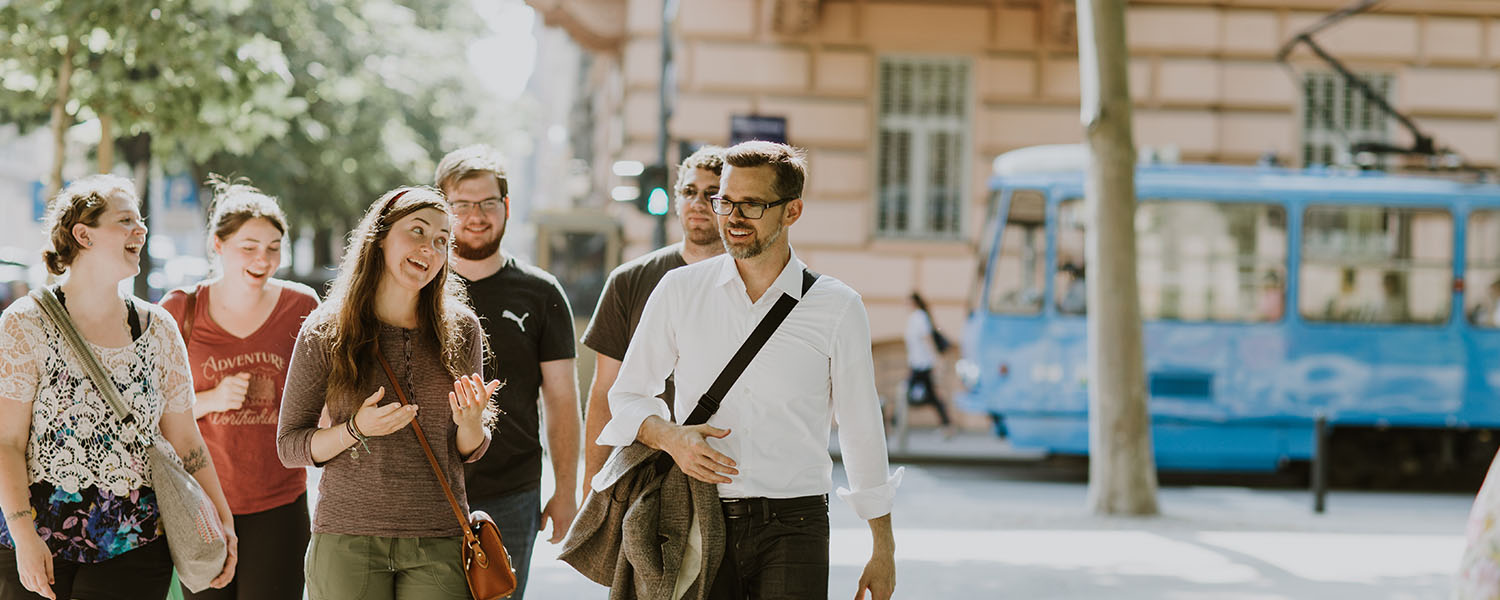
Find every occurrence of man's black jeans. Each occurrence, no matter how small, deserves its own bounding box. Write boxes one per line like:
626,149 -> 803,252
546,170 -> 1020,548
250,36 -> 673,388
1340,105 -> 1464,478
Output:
707,494 -> 830,600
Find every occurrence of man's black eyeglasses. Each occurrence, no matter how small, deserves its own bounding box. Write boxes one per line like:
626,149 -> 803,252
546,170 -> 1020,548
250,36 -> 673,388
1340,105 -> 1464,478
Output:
710,196 -> 794,220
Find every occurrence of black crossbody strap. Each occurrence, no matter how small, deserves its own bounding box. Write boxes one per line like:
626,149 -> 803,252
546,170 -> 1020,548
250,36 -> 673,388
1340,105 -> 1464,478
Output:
682,268 -> 819,427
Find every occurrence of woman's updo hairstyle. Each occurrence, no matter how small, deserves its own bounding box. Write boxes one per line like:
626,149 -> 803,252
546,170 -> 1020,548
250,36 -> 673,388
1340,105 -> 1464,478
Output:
204,174 -> 288,256
42,174 -> 138,276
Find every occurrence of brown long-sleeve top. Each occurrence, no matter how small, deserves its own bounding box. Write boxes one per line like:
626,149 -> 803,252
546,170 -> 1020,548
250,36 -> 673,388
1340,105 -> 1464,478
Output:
277,317 -> 491,537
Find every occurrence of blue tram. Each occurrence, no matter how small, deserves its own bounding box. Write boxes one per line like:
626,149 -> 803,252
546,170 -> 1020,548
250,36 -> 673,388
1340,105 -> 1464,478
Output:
958,145 -> 1500,473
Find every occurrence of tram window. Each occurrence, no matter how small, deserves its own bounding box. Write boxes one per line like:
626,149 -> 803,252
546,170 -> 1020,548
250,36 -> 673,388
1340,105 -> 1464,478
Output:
1136,201 -> 1288,322
1300,206 -> 1452,325
1054,198 -> 1087,315
1467,210 -> 1500,328
987,189 -> 1046,315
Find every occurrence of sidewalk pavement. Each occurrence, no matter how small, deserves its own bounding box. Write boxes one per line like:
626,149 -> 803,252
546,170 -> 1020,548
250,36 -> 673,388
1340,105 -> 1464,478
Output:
525,460 -> 1474,599
309,427 -> 1476,599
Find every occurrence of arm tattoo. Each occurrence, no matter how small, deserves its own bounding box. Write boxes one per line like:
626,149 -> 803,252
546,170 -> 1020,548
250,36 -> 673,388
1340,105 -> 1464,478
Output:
3,507 -> 34,522
182,447 -> 210,474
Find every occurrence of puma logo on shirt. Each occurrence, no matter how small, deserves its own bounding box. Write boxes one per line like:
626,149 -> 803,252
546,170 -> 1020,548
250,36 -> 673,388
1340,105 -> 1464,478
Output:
501,310 -> 530,332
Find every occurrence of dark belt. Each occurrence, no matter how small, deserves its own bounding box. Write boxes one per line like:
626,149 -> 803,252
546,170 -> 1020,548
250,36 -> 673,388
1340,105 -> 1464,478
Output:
720,494 -> 828,519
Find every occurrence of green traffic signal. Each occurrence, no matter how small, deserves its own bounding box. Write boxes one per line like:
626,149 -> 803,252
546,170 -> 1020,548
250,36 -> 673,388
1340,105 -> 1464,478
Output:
646,188 -> 670,215
635,164 -> 669,215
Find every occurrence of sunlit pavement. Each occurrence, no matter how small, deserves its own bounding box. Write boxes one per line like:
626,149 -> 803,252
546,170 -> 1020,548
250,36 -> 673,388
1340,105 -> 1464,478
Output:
505,458 -> 1474,599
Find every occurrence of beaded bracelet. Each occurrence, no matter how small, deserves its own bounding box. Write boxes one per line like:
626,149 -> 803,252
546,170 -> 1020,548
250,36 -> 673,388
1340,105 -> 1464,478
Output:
345,415 -> 372,460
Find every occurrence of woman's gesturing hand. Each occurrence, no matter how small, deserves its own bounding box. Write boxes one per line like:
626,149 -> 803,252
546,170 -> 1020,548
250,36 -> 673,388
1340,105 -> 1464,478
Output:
351,387 -> 418,437
449,374 -> 500,429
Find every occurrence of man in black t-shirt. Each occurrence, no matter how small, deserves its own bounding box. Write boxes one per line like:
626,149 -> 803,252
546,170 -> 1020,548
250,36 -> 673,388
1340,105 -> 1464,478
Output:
436,145 -> 579,600
580,145 -> 727,490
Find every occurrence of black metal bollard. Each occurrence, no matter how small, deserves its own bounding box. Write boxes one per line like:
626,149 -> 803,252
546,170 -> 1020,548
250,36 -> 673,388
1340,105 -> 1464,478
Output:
1312,413 -> 1328,514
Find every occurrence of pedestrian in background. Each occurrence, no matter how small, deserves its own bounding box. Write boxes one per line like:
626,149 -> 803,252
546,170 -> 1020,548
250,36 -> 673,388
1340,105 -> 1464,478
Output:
905,291 -> 954,438
436,145 -> 579,600
160,178 -> 319,600
597,141 -> 900,599
0,175 -> 238,599
580,144 -> 727,491
275,186 -> 498,600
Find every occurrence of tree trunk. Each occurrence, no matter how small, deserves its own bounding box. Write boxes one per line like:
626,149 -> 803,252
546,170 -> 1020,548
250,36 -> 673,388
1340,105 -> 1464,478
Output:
1078,0 -> 1159,516
47,37 -> 78,201
313,224 -> 335,278
121,133 -> 153,299
97,114 -> 113,174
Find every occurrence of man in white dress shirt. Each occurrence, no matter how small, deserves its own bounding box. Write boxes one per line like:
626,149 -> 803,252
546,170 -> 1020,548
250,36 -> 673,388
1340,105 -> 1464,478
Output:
597,141 -> 900,600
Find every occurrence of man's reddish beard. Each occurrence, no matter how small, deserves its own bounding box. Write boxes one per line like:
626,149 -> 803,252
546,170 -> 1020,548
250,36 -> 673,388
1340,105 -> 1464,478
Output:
684,220 -> 719,246
455,221 -> 504,261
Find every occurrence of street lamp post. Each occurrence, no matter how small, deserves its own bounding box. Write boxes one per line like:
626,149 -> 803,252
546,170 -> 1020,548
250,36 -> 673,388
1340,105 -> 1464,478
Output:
655,0 -> 679,249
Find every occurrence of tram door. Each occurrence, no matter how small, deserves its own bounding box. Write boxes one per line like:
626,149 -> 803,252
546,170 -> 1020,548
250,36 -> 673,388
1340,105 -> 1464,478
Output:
533,211 -> 623,404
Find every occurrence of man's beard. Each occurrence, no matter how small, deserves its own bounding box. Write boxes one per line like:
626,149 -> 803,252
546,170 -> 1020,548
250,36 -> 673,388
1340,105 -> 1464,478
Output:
455,224 -> 503,261
722,221 -> 783,259
685,222 -> 719,247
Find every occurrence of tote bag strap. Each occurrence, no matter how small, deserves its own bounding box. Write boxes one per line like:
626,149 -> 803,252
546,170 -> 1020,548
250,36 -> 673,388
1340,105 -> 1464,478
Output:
30,288 -> 141,431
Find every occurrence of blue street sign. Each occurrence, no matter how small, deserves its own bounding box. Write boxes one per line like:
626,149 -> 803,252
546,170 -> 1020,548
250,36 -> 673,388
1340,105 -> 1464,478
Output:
31,181 -> 46,222
730,115 -> 788,145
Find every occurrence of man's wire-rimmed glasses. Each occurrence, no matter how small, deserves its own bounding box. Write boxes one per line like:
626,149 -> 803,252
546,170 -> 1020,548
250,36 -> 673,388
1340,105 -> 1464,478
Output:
450,199 -> 502,215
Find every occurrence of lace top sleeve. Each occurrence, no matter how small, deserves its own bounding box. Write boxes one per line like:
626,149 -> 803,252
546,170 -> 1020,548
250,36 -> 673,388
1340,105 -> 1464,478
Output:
149,304 -> 194,415
0,299 -> 40,404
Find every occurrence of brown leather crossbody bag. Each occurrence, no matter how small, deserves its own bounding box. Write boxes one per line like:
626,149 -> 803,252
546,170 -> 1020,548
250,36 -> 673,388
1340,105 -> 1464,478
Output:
374,348 -> 516,600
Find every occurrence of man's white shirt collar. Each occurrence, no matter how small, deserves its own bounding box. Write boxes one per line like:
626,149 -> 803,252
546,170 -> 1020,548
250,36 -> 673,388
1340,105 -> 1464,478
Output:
712,249 -> 811,301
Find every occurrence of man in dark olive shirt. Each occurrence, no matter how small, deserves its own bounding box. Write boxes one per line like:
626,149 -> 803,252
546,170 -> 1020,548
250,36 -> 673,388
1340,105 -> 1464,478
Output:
580,145 -> 727,490
435,145 -> 579,600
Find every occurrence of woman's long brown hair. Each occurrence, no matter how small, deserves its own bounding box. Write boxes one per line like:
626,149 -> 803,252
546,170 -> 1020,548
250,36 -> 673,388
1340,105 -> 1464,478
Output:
305,186 -> 479,413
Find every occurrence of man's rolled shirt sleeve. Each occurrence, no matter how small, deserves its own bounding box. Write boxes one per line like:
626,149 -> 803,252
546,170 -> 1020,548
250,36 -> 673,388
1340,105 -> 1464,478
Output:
596,274 -> 679,447
829,295 -> 904,520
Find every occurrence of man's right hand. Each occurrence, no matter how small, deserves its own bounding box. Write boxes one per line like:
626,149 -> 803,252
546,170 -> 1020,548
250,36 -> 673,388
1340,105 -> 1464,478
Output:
643,417 -> 737,484
13,530 -> 55,599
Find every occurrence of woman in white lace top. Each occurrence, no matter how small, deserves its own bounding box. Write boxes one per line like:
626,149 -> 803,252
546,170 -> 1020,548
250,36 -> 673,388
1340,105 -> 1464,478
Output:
0,175 -> 238,599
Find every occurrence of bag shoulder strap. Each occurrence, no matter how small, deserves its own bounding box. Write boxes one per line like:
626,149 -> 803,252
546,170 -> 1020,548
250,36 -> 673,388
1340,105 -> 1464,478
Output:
372,344 -> 477,545
29,288 -> 137,427
180,284 -> 200,344
681,268 -> 819,427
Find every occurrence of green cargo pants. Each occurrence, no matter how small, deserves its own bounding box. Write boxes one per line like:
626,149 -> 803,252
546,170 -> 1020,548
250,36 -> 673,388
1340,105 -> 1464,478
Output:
304,533 -> 470,600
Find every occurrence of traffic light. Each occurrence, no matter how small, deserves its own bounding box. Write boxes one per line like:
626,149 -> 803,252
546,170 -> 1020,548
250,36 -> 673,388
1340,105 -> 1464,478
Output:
610,162 -> 671,216
638,164 -> 670,216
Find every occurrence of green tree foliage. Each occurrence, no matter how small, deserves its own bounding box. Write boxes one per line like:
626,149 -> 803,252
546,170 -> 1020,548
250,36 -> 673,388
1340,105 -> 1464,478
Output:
3,0 -> 533,285
195,0 -> 526,238
0,0 -> 304,165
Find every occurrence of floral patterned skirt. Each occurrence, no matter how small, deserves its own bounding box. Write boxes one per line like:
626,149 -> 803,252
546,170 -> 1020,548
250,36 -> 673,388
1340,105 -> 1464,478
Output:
0,481 -> 162,564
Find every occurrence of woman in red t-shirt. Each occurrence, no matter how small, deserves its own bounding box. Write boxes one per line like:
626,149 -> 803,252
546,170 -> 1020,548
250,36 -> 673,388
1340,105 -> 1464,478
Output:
160,178 -> 319,600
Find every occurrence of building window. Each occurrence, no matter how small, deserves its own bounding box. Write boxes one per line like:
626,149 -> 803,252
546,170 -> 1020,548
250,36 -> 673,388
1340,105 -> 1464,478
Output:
876,57 -> 970,239
1299,205 -> 1452,325
1301,71 -> 1393,167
